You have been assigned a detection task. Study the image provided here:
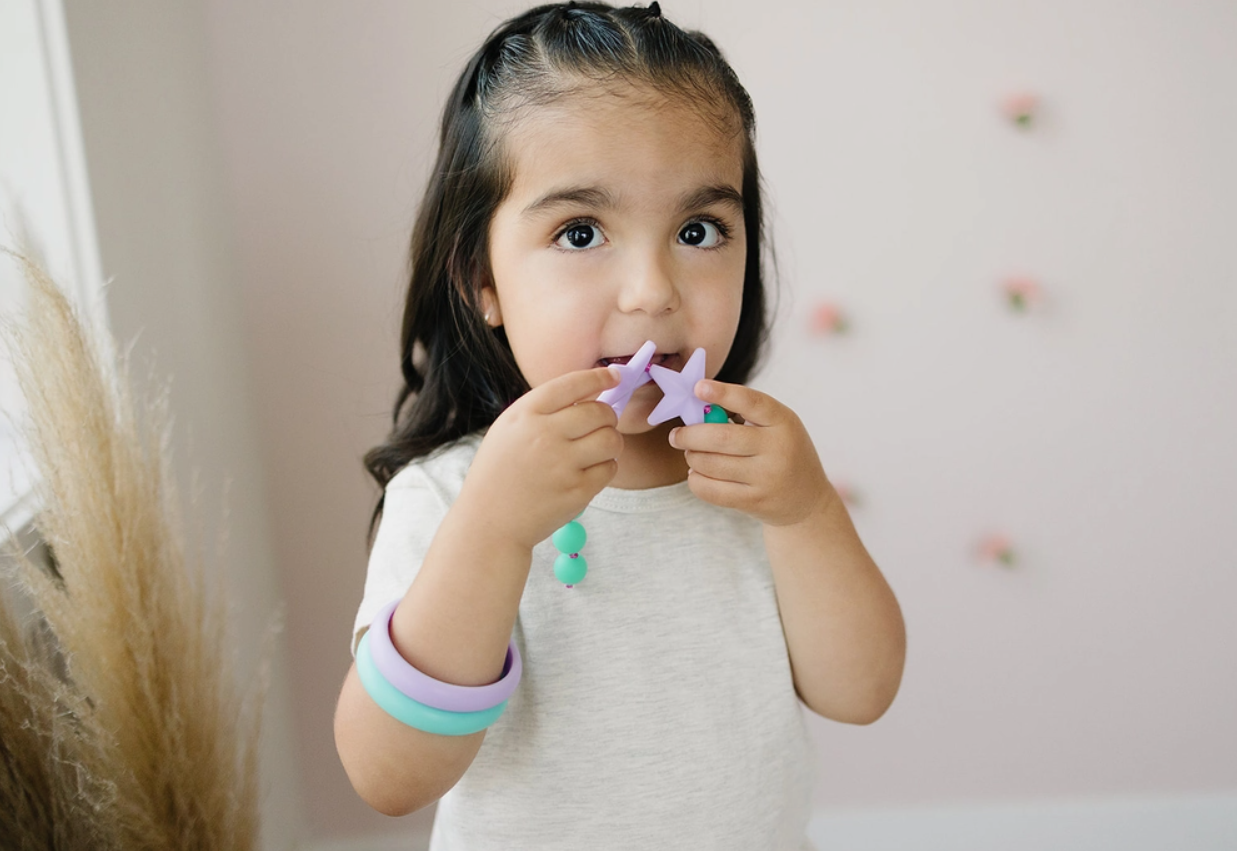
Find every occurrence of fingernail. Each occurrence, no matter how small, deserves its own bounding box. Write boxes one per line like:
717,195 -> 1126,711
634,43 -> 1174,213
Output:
696,380 -> 713,399
668,427 -> 680,448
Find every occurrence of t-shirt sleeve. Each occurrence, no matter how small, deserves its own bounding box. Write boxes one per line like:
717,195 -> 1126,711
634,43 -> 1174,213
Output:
350,467 -> 450,656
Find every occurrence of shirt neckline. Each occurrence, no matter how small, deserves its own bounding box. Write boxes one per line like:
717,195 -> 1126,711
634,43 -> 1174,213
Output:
589,479 -> 695,514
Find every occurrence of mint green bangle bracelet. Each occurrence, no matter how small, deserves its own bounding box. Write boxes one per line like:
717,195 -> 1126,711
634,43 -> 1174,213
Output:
357,632 -> 507,736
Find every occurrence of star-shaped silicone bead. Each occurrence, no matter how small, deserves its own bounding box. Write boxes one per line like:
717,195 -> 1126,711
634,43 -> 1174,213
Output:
647,347 -> 709,426
596,339 -> 656,417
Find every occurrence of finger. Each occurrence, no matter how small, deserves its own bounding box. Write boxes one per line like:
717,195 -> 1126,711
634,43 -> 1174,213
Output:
530,366 -> 621,415
670,423 -> 759,456
683,450 -> 751,485
554,398 -> 619,439
581,457 -> 619,492
686,469 -> 752,510
694,380 -> 780,428
571,424 -> 624,468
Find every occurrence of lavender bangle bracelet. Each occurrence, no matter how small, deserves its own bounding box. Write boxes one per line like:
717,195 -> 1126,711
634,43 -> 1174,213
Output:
368,599 -> 522,713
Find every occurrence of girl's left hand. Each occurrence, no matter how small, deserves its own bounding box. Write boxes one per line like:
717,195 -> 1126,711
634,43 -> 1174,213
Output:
668,379 -> 833,527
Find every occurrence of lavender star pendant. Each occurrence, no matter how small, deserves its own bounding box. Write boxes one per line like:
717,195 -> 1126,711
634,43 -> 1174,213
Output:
647,347 -> 709,426
596,339 -> 656,417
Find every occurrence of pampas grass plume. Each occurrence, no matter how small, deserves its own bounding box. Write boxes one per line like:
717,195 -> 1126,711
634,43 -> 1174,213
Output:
0,250 -> 268,850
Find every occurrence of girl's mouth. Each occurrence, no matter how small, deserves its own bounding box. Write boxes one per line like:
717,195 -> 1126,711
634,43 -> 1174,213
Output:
597,351 -> 681,372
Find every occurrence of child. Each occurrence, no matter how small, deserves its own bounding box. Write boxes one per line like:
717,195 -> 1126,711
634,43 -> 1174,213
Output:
334,3 -> 906,848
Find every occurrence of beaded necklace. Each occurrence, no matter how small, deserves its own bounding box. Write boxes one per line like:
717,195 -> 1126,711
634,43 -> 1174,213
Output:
551,342 -> 728,587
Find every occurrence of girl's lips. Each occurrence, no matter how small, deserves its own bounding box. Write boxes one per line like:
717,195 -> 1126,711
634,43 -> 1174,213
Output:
597,352 -> 682,372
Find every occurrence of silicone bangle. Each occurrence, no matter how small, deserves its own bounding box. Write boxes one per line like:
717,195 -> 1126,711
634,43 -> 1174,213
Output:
368,599 -> 522,712
356,632 -> 507,736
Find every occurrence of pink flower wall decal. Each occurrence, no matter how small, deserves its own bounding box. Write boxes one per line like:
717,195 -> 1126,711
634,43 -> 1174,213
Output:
1002,276 -> 1042,312
978,533 -> 1017,567
810,301 -> 850,335
834,481 -> 860,509
1001,91 -> 1039,128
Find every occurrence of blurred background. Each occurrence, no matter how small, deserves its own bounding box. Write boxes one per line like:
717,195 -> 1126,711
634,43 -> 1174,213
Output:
2,1 -> 1234,849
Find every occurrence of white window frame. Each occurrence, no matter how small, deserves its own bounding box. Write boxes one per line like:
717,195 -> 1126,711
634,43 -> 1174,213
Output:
1,0 -> 106,538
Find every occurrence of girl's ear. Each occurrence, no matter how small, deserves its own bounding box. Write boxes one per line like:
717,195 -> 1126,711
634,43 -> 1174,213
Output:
480,286 -> 503,327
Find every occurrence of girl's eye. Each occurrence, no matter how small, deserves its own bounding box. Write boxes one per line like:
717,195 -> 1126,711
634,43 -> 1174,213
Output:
678,220 -> 725,248
555,222 -> 604,250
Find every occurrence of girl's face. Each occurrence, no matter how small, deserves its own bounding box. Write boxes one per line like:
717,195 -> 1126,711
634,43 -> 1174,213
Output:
484,83 -> 747,434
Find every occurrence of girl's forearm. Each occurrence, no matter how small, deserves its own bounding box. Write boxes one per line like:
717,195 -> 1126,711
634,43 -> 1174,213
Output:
390,488 -> 534,686
335,490 -> 534,815
763,486 -> 906,725
335,663 -> 485,815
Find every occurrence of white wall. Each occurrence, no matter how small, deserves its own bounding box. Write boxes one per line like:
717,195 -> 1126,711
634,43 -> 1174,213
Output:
742,0 -> 1237,809
69,0 -> 1237,845
60,2 -> 306,847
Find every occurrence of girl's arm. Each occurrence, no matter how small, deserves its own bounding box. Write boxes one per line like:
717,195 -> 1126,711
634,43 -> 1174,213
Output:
761,487 -> 905,724
335,367 -> 622,815
669,379 -> 906,725
334,500 -> 534,816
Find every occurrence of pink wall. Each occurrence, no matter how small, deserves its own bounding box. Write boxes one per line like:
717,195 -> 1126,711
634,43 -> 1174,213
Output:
196,0 -> 1237,841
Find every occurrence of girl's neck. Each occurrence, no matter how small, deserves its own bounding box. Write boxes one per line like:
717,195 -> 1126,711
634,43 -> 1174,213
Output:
609,423 -> 689,490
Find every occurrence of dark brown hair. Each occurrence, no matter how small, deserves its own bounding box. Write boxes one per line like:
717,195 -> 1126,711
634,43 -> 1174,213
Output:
364,2 -> 772,543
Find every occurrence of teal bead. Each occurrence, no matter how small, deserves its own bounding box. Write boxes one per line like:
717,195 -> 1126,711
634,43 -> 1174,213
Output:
554,552 -> 588,585
552,520 -> 587,554
703,404 -> 728,424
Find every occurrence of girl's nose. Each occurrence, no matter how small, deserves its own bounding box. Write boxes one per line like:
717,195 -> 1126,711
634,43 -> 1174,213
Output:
617,248 -> 680,315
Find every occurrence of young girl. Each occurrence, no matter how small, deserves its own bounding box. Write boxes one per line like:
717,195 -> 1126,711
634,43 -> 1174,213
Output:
334,3 -> 906,848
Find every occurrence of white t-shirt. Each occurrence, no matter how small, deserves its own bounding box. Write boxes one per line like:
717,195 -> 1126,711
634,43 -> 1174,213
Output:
353,432 -> 817,850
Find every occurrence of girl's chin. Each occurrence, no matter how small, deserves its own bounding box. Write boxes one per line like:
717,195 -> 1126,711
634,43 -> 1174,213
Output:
617,417 -> 662,436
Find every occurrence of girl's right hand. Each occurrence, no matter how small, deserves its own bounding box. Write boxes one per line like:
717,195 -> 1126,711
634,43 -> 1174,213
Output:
458,366 -> 623,551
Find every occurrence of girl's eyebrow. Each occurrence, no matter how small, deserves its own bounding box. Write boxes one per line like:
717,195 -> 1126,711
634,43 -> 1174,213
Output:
521,184 -> 744,219
522,186 -> 616,218
678,185 -> 744,216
